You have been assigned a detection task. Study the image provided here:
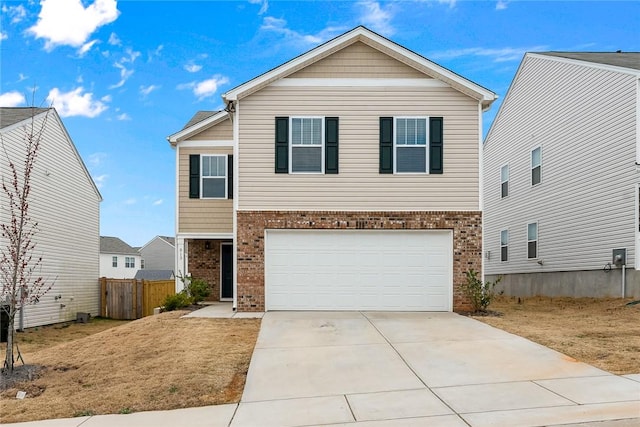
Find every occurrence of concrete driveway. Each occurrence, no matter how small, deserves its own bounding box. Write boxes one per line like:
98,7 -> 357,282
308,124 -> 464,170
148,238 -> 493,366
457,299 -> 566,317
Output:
233,311 -> 640,427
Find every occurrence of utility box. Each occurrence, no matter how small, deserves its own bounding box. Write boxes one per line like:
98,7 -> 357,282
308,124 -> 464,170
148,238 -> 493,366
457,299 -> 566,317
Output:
612,248 -> 627,266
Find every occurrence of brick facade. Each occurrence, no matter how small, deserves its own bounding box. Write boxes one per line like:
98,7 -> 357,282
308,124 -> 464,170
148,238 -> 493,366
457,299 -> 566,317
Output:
187,239 -> 232,301
236,211 -> 482,312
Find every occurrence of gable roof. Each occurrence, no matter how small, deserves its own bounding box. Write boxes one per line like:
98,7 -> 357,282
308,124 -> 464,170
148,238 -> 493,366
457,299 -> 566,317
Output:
167,110 -> 229,145
537,52 -> 640,71
134,269 -> 175,280
140,235 -> 176,251
1,107 -> 103,201
222,26 -> 497,108
100,236 -> 139,255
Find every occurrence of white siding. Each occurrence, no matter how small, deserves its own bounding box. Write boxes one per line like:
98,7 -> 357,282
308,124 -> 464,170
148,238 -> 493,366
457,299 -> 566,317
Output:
99,253 -> 141,278
238,84 -> 480,211
484,55 -> 639,275
0,112 -> 101,328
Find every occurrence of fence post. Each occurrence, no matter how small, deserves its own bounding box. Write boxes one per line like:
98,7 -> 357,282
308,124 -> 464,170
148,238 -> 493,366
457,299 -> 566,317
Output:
100,277 -> 107,317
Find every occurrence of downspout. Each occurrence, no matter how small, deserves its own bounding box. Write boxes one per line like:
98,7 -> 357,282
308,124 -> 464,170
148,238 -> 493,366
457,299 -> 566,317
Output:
478,100 -> 485,284
225,98 -> 239,312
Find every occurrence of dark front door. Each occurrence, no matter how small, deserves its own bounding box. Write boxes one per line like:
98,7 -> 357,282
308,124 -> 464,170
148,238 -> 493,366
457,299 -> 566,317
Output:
221,244 -> 233,299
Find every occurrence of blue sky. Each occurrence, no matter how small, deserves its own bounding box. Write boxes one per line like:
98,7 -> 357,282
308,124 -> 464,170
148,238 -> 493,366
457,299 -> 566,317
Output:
1,0 -> 638,247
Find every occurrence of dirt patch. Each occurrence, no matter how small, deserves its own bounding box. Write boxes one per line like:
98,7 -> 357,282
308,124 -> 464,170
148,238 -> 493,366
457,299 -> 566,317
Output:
0,311 -> 260,423
472,296 -> 640,375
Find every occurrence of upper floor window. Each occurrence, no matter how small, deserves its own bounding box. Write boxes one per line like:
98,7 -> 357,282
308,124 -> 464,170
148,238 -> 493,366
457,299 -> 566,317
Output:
188,154 -> 233,200
275,116 -> 339,175
112,256 -> 118,268
527,222 -> 538,259
531,147 -> 541,186
501,164 -> 509,198
500,230 -> 509,262
125,257 -> 135,268
202,155 -> 227,198
379,116 -> 443,175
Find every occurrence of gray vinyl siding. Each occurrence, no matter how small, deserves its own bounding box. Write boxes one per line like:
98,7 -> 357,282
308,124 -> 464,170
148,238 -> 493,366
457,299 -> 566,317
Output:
0,112 -> 101,328
140,238 -> 175,271
238,84 -> 480,211
484,55 -> 638,275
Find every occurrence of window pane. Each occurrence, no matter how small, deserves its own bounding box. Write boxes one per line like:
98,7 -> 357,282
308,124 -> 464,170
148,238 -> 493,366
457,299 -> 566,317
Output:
528,241 -> 537,259
202,156 -> 225,177
406,119 -> 416,145
501,230 -> 509,245
292,118 -> 321,145
532,166 -> 541,185
217,156 -> 225,177
202,156 -> 211,176
501,246 -> 508,262
292,146 -> 322,172
501,181 -> 509,198
396,119 -> 407,145
202,177 -> 226,197
292,118 -> 302,143
397,146 -> 426,173
501,165 -> 509,182
531,147 -> 541,167
416,119 -> 426,145
528,223 -> 537,241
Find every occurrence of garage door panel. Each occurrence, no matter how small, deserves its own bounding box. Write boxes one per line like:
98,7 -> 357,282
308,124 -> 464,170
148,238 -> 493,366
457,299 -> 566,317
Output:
265,230 -> 452,311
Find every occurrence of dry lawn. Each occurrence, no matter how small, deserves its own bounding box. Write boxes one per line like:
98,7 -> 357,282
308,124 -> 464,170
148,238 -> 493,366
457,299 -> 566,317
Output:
473,296 -> 640,375
1,311 -> 260,424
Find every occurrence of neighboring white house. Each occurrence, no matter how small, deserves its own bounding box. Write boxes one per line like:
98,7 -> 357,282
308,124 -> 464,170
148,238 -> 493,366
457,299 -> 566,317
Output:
139,235 -> 175,271
483,52 -> 639,298
0,107 -> 102,328
99,236 -> 141,279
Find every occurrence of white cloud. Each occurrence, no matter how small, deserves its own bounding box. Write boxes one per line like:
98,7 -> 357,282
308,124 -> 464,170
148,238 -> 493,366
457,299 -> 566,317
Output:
148,44 -> 163,62
78,39 -> 99,56
139,84 -> 160,97
3,4 -> 27,24
249,0 -> 269,15
152,199 -> 163,206
88,152 -> 107,167
430,45 -> 547,63
0,32 -> 7,41
356,1 -> 395,36
18,73 -> 28,82
438,0 -> 456,8
101,94 -> 112,102
124,198 -> 136,205
178,75 -> 229,100
0,91 -> 26,107
116,112 -> 130,121
184,62 -> 202,73
260,17 -> 346,48
109,48 -> 140,89
496,1 -> 508,10
108,32 -> 121,46
28,0 -> 120,51
92,173 -> 108,189
47,87 -> 108,117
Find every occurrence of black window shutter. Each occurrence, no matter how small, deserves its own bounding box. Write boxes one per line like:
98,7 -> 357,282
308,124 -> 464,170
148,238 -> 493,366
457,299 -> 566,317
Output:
189,154 -> 200,198
227,154 -> 233,199
275,117 -> 289,173
429,117 -> 443,174
325,117 -> 339,174
379,117 -> 393,174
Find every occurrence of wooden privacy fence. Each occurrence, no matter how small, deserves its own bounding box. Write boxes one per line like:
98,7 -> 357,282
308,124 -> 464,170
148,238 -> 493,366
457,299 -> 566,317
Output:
100,278 -> 175,320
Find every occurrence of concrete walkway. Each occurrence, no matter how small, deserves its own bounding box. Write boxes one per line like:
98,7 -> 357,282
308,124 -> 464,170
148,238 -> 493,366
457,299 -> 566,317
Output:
4,307 -> 639,426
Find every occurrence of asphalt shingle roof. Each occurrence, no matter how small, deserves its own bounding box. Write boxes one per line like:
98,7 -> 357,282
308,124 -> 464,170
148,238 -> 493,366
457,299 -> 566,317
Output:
134,269 -> 174,280
0,107 -> 51,129
182,111 -> 219,129
538,52 -> 640,71
100,236 -> 138,255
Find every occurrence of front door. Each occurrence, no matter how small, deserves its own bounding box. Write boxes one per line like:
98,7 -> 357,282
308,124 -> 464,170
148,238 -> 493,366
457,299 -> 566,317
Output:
221,244 -> 233,300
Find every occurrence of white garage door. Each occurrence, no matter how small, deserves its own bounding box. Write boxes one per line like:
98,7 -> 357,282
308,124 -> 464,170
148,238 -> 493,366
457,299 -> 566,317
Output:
265,230 -> 452,311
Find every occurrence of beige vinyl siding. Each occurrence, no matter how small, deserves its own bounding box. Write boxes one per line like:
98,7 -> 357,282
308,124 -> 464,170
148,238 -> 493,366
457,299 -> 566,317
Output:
484,55 -> 638,275
0,113 -> 101,328
291,41 -> 426,79
178,147 -> 233,233
187,117 -> 232,141
238,84 -> 479,211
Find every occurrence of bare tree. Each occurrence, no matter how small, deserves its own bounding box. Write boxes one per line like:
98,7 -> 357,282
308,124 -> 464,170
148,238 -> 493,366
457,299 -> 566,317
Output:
1,108 -> 54,373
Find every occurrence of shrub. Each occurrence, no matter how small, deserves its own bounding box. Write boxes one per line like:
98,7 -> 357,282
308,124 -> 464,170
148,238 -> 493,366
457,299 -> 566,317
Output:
461,269 -> 501,312
162,292 -> 191,311
185,277 -> 210,303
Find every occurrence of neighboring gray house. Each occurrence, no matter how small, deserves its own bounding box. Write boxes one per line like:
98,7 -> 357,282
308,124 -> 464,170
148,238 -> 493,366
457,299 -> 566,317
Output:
0,107 -> 102,328
483,52 -> 639,298
99,236 -> 141,279
139,235 -> 175,271
134,269 -> 174,280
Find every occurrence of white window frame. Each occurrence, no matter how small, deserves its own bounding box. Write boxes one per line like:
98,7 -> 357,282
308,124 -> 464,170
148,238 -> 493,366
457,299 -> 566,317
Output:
289,116 -> 325,174
201,154 -> 228,199
125,257 -> 135,268
394,116 -> 429,174
527,222 -> 538,259
500,164 -> 509,198
500,229 -> 509,262
531,146 -> 542,186
112,256 -> 118,268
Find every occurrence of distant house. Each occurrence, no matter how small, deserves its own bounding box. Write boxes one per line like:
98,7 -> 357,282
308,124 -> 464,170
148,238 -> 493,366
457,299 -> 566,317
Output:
139,235 -> 175,272
99,236 -> 141,279
483,52 -> 639,298
0,107 -> 102,328
168,26 -> 497,312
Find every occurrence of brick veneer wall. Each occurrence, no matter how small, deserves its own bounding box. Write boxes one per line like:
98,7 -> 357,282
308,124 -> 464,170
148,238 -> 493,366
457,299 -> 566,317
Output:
187,239 -> 231,301
236,211 -> 482,312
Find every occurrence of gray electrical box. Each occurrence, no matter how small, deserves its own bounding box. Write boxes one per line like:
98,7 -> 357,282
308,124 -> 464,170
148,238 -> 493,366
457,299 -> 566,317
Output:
612,248 -> 626,266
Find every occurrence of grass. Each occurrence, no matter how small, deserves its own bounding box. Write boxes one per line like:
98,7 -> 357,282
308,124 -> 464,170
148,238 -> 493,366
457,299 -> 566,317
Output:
1,311 -> 261,424
1,297 -> 638,424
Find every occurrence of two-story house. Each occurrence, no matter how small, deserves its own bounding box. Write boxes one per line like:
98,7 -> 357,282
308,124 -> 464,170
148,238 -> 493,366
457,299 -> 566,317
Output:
168,26 -> 497,312
99,236 -> 141,279
483,52 -> 639,298
0,107 -> 102,328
